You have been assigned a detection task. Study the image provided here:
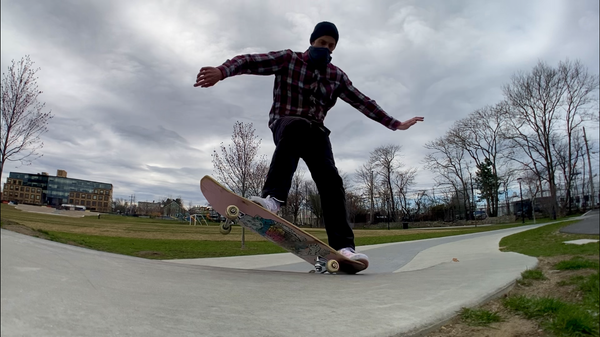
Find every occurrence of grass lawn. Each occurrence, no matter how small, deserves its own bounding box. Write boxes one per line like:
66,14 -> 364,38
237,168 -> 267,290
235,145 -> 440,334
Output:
0,203 -> 582,260
497,219 -> 599,336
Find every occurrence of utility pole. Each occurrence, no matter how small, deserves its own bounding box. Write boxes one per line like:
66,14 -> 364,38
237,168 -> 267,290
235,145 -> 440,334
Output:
583,127 -> 596,209
370,170 -> 374,224
518,178 -> 524,224
469,171 -> 475,220
504,181 -> 510,216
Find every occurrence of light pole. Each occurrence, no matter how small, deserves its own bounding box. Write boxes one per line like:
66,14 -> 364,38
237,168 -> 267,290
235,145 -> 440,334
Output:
517,177 -> 524,224
385,196 -> 390,230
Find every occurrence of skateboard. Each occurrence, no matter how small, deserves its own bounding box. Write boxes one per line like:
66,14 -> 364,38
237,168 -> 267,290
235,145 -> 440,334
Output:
200,175 -> 367,274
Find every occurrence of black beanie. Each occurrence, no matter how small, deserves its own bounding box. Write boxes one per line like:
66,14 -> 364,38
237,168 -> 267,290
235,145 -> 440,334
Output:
310,21 -> 339,44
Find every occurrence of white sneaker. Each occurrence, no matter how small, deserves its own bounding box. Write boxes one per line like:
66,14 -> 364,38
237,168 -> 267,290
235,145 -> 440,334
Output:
249,195 -> 281,213
338,247 -> 369,267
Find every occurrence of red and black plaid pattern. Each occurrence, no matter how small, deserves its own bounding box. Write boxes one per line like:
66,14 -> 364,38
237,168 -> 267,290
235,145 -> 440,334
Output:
217,49 -> 398,130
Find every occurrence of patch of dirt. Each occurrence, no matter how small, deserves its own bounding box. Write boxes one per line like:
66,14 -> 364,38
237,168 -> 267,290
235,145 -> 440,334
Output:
1,221 -> 50,240
425,255 -> 599,337
14,204 -> 99,217
2,220 -> 90,248
135,251 -> 163,258
427,315 -> 542,337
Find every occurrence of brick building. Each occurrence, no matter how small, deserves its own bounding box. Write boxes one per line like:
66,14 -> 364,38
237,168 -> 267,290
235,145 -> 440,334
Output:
2,170 -> 113,213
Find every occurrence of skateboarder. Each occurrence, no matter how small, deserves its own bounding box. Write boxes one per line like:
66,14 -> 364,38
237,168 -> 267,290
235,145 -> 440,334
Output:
194,21 -> 424,266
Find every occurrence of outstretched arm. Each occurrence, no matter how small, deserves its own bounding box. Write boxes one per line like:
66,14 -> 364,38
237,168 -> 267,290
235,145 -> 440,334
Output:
194,50 -> 292,88
390,117 -> 424,130
339,73 -> 424,130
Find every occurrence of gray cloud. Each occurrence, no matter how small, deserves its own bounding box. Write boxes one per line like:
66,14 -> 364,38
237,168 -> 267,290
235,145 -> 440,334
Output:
1,0 -> 598,205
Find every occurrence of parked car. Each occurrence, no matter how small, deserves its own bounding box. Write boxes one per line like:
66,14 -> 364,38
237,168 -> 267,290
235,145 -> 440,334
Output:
473,210 -> 487,220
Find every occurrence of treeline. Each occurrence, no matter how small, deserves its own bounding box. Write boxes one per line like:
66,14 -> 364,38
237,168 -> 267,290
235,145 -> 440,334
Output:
213,59 -> 599,225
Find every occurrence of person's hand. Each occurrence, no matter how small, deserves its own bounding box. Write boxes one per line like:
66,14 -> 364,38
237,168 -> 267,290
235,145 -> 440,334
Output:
393,117 -> 424,130
194,67 -> 223,88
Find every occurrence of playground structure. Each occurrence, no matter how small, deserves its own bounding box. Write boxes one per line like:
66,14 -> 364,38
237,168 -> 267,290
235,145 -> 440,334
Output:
189,213 -> 209,226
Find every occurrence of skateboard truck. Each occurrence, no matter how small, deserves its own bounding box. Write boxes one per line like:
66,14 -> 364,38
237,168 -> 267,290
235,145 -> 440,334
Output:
312,257 -> 340,274
220,205 -> 241,235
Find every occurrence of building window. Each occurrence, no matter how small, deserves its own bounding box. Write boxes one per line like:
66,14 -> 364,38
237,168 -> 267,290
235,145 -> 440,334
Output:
92,201 -> 96,206
88,195 -> 91,199
81,194 -> 85,198
9,185 -> 13,190
20,193 -> 23,197
26,187 -> 30,192
69,199 -> 74,203
25,194 -> 29,199
76,193 -> 80,198
93,195 -> 97,200
104,202 -> 108,207
100,190 -> 104,194
86,201 -> 91,206
70,192 -> 74,197
36,196 -> 40,200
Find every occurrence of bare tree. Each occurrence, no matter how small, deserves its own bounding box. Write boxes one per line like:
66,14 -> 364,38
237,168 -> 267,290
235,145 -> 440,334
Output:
393,168 -> 417,218
305,181 -> 323,227
212,121 -> 264,248
412,190 -> 429,219
522,170 -> 542,223
552,132 -> 585,213
503,59 -> 599,217
557,60 -> 599,212
284,169 -> 306,225
346,191 -> 367,225
355,162 -> 377,223
212,121 -> 263,197
448,102 -> 512,217
369,144 -> 403,221
1,55 -> 53,179
245,154 -> 269,197
113,198 -> 127,214
424,135 -> 472,220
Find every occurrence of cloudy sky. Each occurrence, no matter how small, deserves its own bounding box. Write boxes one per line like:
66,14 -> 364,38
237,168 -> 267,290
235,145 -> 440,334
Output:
1,0 -> 598,206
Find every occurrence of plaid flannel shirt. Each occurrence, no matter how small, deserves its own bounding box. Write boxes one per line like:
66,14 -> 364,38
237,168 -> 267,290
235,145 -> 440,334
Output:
216,49 -> 399,130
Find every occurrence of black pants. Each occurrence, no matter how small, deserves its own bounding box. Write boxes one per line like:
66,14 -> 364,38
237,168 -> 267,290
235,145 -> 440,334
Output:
261,117 -> 355,250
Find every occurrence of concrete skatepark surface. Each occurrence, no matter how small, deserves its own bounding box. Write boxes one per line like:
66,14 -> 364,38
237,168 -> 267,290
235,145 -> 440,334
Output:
1,213 -> 597,337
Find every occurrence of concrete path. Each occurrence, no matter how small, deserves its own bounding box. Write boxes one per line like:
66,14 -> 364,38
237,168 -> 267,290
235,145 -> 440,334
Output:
560,209 -> 599,235
0,220 -> 578,337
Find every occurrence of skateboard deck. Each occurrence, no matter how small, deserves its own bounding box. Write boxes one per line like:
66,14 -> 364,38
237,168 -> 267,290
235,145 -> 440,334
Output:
200,175 -> 367,274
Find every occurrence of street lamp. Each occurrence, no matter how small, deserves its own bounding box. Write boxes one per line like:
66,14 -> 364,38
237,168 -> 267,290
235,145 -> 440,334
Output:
517,177 -> 524,224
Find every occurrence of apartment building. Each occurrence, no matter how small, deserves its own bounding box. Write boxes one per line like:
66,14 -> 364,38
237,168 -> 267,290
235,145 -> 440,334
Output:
2,170 -> 113,213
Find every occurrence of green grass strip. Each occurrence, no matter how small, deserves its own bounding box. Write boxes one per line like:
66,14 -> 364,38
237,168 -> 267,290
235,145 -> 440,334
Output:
41,230 -> 286,259
554,256 -> 600,271
500,220 -> 599,257
460,308 -> 503,327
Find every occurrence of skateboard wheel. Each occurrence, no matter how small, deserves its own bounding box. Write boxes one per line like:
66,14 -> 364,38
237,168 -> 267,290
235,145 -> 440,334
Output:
225,205 -> 239,220
326,260 -> 340,273
219,222 -> 232,235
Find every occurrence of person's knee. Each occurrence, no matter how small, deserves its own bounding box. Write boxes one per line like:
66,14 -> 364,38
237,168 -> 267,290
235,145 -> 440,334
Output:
314,168 -> 344,188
